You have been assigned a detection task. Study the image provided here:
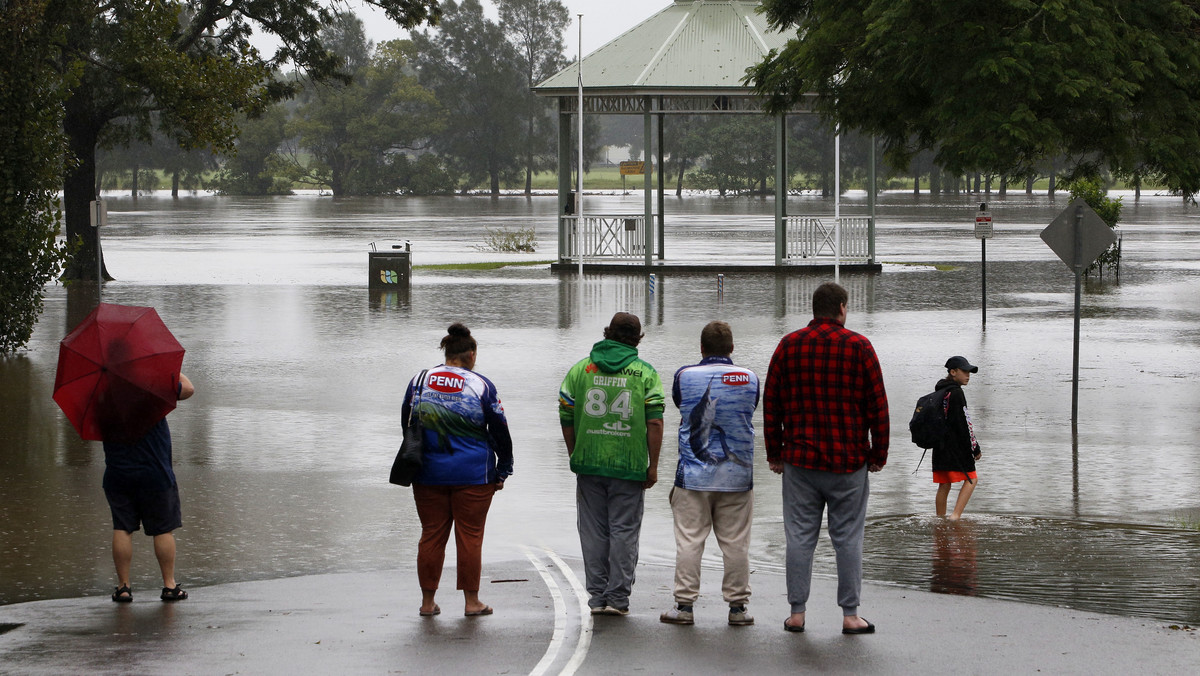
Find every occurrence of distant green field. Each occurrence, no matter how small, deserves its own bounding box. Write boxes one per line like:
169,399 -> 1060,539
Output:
100,166 -> 1168,195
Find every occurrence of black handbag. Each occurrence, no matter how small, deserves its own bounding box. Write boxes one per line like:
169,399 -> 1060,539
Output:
389,370 -> 428,486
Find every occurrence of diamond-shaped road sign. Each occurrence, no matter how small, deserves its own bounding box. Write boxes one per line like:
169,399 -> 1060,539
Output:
1040,197 -> 1117,271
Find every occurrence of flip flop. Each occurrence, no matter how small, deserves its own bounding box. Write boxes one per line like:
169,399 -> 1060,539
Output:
783,619 -> 805,633
842,619 -> 875,635
464,606 -> 493,617
419,606 -> 441,617
112,586 -> 132,603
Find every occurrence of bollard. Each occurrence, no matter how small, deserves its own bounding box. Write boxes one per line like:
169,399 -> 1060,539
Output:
648,273 -> 656,295
717,273 -> 724,296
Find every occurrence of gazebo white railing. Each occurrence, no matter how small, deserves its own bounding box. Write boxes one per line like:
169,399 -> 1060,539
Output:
785,216 -> 872,262
563,214 -> 647,260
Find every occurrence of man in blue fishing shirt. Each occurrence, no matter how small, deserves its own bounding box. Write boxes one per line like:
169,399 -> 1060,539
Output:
661,321 -> 760,626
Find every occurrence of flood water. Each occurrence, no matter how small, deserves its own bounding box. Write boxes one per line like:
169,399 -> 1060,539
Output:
2,189 -> 1198,625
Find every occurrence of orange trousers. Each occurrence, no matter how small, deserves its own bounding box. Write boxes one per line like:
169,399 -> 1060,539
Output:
412,484 -> 496,591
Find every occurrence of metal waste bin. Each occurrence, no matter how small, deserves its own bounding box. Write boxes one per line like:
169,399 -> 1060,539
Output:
368,241 -> 412,289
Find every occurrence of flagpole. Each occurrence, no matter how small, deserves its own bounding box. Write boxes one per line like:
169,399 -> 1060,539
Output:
834,127 -> 841,283
577,15 -> 585,279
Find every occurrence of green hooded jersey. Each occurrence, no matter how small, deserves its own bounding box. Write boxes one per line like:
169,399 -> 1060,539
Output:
559,339 -> 665,481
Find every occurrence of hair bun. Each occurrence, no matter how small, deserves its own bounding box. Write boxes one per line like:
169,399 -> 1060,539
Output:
447,322 -> 471,337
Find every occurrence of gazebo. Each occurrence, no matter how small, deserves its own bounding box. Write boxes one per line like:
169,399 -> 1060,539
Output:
533,0 -> 878,272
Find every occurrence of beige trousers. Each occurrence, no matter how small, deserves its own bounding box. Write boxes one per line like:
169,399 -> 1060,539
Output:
668,486 -> 753,606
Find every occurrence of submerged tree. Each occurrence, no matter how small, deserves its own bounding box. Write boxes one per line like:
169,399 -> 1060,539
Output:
413,0 -> 526,196
209,104 -> 294,196
287,16 -> 443,196
500,0 -> 570,196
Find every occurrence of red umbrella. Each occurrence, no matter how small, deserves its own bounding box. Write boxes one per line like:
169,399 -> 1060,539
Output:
53,303 -> 185,443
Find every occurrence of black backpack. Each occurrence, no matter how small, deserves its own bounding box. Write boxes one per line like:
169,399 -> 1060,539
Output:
909,387 -> 953,450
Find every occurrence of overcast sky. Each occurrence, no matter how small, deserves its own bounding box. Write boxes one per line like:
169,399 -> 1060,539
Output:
351,0 -> 666,58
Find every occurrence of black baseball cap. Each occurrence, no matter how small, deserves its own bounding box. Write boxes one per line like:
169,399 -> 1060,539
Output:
945,356 -> 978,373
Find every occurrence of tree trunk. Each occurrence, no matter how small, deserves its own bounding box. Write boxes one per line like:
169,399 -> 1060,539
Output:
131,163 -> 139,199
929,169 -> 942,195
172,169 -> 180,198
490,169 -> 500,197
330,166 -> 344,197
999,175 -> 1007,196
61,93 -> 109,282
913,175 -> 920,195
675,155 -> 685,197
1026,175 -> 1035,194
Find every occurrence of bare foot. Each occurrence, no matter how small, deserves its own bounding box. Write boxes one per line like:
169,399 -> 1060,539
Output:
784,611 -> 805,632
842,615 -> 875,633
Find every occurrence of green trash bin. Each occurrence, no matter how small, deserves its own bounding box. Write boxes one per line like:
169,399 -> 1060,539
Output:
368,241 -> 411,289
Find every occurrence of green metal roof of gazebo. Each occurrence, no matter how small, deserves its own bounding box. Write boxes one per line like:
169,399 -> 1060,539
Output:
534,0 -> 792,97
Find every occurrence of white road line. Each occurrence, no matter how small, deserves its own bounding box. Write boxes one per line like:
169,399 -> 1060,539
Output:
522,546 -> 593,676
524,547 -> 568,676
542,548 -> 592,676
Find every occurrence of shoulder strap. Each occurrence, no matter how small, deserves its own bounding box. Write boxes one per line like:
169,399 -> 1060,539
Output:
409,369 -> 429,427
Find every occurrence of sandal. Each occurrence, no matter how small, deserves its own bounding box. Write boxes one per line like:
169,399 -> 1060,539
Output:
160,585 -> 188,601
112,586 -> 132,603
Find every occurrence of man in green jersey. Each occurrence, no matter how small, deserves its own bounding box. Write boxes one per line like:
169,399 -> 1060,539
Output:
559,312 -> 665,616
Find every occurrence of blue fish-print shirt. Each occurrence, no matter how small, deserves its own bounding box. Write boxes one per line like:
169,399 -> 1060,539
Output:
671,356 -> 760,492
402,365 -> 513,486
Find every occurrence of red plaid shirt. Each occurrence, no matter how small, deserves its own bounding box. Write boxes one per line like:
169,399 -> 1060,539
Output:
764,317 -> 889,472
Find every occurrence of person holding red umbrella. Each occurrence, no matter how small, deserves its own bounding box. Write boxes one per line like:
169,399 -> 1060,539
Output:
101,371 -> 195,602
53,303 -> 196,603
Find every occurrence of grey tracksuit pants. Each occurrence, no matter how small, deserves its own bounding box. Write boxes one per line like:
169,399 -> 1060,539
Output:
782,463 -> 870,616
576,473 -> 645,611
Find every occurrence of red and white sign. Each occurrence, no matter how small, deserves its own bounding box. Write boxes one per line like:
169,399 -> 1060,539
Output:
975,212 -> 993,239
427,373 -> 465,393
722,373 -> 752,386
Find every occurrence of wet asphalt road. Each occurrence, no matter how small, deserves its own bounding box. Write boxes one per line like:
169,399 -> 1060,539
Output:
1,554 -> 1195,675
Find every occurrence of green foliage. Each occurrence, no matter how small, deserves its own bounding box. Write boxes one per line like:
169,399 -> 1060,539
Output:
54,0 -> 442,278
1,0 -> 72,353
475,227 -> 538,253
415,260 -> 554,270
285,19 -> 445,196
749,0 -> 1200,196
398,154 -> 460,195
1068,178 -> 1122,277
500,0 -> 570,194
209,105 -> 294,195
412,0 -> 527,196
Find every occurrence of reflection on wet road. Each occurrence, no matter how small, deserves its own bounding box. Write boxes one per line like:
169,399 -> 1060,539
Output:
2,191 -> 1198,625
864,514 -> 1200,623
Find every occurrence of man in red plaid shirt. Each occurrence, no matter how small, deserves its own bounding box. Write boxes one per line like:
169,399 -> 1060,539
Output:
764,281 -> 889,635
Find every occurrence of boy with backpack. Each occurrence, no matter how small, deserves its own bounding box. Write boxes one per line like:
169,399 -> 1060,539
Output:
925,356 -> 982,521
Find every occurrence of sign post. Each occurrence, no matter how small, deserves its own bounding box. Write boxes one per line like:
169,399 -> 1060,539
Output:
619,161 -> 644,196
1040,197 -> 1117,425
975,203 -> 992,327
89,199 -> 107,301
